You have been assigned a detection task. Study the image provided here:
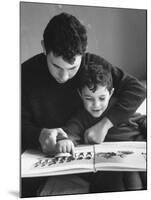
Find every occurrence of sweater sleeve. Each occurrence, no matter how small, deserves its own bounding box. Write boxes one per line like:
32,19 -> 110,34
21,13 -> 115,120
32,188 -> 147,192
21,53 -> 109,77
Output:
62,110 -> 90,145
105,65 -> 146,126
21,62 -> 42,152
21,87 -> 42,152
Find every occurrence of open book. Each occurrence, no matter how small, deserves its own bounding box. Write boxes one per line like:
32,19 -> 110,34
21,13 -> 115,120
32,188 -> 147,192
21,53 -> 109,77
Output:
21,142 -> 146,178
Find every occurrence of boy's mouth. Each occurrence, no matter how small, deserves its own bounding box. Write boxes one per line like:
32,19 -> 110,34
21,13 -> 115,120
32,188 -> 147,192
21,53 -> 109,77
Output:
91,109 -> 101,112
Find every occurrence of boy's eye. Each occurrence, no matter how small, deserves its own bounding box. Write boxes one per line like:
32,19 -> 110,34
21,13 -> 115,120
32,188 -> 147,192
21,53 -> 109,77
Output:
68,67 -> 76,71
99,97 -> 105,101
53,64 -> 60,69
85,98 -> 93,101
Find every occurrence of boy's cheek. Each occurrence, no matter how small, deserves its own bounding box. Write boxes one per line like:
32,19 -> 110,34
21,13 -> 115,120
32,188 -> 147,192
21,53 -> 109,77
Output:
83,102 -> 90,110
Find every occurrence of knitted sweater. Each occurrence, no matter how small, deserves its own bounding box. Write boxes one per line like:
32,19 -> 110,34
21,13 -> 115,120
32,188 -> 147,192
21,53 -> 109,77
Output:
21,53 -> 146,150
63,109 -> 146,145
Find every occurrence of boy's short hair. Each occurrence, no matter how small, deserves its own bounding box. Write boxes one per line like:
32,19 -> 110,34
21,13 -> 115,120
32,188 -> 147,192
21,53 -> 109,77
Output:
43,12 -> 87,64
79,61 -> 113,93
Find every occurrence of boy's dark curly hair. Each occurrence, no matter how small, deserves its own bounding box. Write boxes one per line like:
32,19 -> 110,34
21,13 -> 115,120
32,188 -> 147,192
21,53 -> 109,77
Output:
79,61 -> 113,93
43,12 -> 87,64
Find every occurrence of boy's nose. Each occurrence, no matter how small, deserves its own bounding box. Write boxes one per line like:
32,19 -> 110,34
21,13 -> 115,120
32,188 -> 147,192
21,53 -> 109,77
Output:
93,100 -> 101,108
60,70 -> 69,82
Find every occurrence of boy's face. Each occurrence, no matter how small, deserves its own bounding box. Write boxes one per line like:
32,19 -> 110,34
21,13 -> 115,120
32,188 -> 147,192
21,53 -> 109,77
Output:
80,85 -> 113,118
46,52 -> 82,83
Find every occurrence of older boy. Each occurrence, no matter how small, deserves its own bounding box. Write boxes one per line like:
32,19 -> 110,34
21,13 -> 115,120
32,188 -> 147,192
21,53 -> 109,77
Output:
22,13 -> 146,197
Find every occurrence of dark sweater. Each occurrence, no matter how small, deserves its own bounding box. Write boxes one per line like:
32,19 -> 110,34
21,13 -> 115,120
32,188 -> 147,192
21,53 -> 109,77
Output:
21,53 -> 146,151
63,108 -> 147,145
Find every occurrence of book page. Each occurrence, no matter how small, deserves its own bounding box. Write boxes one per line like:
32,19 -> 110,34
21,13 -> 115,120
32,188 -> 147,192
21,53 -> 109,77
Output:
94,142 -> 146,171
21,145 -> 94,177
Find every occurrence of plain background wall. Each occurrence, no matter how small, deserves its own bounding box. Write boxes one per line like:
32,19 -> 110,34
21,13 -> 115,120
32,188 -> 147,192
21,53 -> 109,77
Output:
20,2 -> 146,80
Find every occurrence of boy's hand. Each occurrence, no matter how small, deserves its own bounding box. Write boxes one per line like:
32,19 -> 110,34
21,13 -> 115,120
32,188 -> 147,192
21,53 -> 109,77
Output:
84,117 -> 113,144
56,139 -> 75,155
39,128 -> 68,154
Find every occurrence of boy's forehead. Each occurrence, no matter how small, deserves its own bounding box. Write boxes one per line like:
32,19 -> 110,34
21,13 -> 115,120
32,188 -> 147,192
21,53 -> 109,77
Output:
48,52 -> 82,69
82,85 -> 108,95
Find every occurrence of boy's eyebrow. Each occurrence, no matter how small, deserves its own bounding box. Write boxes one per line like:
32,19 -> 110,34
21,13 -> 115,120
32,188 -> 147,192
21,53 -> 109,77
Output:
53,63 -> 77,70
84,95 -> 97,98
84,94 -> 106,97
52,63 -> 62,68
84,94 -> 91,97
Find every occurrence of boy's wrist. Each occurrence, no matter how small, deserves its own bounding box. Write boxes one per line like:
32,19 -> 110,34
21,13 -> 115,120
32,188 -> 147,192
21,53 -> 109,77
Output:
102,117 -> 113,130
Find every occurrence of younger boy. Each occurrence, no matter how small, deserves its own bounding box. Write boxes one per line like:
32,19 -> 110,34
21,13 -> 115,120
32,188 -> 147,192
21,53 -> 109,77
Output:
53,60 -> 146,193
56,61 -> 146,154
56,61 -> 114,153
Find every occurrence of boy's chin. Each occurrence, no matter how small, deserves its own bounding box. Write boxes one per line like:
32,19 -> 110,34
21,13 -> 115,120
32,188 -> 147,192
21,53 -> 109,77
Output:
90,112 -> 102,118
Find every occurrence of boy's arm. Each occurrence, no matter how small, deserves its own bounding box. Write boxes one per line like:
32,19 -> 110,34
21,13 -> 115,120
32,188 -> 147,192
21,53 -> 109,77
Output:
22,88 -> 42,152
84,117 -> 113,144
62,110 -> 90,145
105,65 -> 146,126
22,82 -> 68,153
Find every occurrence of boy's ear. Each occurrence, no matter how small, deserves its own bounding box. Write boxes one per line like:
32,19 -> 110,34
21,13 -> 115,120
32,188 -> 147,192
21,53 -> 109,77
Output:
41,40 -> 46,55
110,88 -> 114,96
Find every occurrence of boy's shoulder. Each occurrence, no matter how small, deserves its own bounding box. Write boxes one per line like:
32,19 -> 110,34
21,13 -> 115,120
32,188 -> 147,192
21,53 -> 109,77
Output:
82,52 -> 113,69
21,53 -> 50,88
21,53 -> 48,82
22,53 -> 45,71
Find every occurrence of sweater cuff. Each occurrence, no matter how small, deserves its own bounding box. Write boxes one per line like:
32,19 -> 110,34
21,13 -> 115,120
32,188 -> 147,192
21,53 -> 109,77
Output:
62,127 -> 80,146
